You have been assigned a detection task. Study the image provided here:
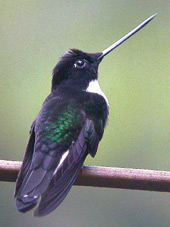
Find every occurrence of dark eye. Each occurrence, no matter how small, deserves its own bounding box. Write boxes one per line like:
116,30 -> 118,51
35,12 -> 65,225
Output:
74,59 -> 86,68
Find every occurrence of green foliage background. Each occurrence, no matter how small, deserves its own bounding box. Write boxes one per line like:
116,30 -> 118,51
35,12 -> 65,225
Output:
0,1 -> 170,226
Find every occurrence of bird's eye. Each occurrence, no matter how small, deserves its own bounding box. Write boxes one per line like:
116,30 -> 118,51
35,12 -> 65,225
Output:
74,59 -> 86,68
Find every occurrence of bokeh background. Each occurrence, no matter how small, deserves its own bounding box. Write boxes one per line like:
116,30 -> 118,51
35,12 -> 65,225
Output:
1,1 -> 170,226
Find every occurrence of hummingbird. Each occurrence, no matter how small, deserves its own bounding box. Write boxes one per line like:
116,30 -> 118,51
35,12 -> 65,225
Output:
15,14 -> 157,216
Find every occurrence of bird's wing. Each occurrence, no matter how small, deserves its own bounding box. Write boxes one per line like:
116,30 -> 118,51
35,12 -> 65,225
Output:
34,119 -> 89,216
34,118 -> 103,216
15,120 -> 36,197
15,97 -> 102,215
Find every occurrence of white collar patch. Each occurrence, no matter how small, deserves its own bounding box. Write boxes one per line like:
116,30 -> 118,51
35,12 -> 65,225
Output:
86,80 -> 109,105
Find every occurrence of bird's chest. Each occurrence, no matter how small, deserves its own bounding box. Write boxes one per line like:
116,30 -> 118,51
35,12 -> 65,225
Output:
86,80 -> 109,106
83,80 -> 109,121
81,92 -> 109,124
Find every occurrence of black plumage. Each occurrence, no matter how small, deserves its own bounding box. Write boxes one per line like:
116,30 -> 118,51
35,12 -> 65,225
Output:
15,14 -> 156,216
15,49 -> 109,216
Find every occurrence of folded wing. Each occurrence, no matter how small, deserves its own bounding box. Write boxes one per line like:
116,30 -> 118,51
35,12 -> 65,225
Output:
15,99 -> 102,216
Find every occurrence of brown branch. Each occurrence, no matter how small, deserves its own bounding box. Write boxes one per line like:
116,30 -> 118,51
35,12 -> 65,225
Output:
0,159 -> 170,192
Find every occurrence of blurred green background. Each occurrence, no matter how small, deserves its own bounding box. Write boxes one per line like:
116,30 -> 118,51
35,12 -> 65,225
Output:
0,1 -> 170,226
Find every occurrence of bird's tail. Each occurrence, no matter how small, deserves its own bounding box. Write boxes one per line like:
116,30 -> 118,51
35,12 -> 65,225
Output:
34,156 -> 85,216
16,194 -> 39,213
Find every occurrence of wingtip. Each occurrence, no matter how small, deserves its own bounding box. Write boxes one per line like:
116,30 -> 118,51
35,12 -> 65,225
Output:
34,207 -> 50,217
34,208 -> 41,217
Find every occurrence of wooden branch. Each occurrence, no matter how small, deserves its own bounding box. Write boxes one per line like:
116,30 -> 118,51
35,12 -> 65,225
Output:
0,160 -> 170,192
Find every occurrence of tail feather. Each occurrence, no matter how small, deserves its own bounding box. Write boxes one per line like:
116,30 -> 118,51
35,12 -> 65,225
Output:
16,195 -> 39,213
34,156 -> 85,216
15,119 -> 90,215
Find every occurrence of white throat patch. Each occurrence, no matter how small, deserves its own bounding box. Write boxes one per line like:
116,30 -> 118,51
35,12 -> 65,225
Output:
86,80 -> 109,105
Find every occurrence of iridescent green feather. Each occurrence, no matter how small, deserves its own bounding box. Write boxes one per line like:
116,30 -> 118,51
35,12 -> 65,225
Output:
46,105 -> 83,144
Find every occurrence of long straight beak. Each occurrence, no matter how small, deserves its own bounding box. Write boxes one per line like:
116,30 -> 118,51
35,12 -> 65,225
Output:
98,13 -> 157,60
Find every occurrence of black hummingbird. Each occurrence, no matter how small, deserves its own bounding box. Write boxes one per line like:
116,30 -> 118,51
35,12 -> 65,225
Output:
15,14 -> 157,216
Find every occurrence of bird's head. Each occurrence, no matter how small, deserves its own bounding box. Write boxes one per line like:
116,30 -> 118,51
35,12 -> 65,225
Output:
51,14 -> 157,91
52,49 -> 102,91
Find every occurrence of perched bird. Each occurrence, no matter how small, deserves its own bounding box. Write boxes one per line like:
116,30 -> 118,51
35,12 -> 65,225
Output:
15,14 -> 157,216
